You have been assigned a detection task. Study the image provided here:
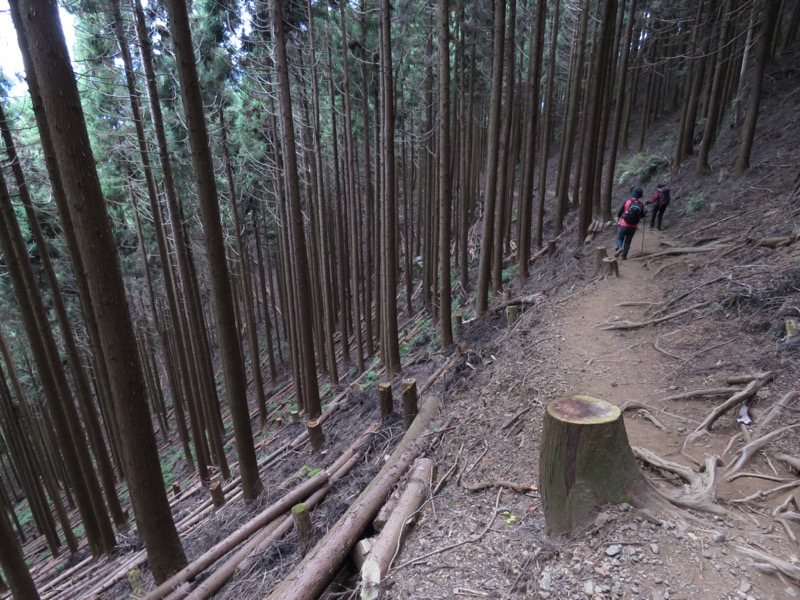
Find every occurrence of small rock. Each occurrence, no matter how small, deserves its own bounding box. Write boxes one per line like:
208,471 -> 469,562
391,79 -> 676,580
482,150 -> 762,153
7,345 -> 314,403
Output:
539,567 -> 552,591
650,543 -> 660,555
606,545 -> 622,557
594,512 -> 611,528
702,549 -> 713,559
584,581 -> 594,595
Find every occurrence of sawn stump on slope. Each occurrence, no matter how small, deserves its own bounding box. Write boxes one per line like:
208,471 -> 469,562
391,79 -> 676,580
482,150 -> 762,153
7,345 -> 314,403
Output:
539,395 -> 654,535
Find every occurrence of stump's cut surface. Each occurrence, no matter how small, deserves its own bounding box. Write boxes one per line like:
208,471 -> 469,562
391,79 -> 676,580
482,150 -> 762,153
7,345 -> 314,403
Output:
539,395 -> 653,535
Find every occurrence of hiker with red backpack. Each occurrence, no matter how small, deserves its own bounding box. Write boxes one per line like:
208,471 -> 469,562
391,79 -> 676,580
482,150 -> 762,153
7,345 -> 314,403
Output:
646,183 -> 671,230
614,187 -> 646,260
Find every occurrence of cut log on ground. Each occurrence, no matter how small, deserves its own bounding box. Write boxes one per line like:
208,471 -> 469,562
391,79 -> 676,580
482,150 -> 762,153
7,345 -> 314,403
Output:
266,396 -> 441,600
539,396 -> 658,535
360,458 -> 435,600
144,472 -> 330,599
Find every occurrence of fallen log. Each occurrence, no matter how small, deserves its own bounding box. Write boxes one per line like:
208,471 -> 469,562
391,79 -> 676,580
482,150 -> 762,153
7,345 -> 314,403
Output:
144,472 -> 330,600
266,396 -> 441,600
360,458 -> 435,600
756,234 -> 797,249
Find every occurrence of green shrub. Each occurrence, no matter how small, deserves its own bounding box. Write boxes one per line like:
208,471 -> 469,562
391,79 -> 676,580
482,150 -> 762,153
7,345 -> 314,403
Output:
615,152 -> 669,186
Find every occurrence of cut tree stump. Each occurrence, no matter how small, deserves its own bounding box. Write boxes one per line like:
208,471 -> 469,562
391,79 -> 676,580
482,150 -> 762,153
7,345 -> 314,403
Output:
600,257 -> 620,279
539,395 -> 655,535
307,420 -> 325,452
595,246 -> 609,272
378,383 -> 393,421
507,304 -> 519,325
401,379 -> 419,430
209,481 -> 225,508
292,503 -> 314,555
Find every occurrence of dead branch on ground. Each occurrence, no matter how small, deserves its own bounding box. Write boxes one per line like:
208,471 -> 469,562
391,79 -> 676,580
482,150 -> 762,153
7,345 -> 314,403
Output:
462,479 -> 537,494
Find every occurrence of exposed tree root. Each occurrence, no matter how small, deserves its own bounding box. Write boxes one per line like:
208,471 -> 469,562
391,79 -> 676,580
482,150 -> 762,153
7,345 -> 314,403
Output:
633,447 -> 726,515
730,480 -> 800,504
776,454 -> 800,474
597,302 -> 709,330
659,388 -> 741,402
735,545 -> 800,582
462,479 -> 538,494
683,373 -> 774,450
754,391 -> 800,435
725,424 -> 800,479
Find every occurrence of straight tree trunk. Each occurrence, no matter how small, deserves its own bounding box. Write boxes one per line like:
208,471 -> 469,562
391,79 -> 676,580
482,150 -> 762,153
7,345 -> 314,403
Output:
475,0 -> 506,315
602,0 -> 637,213
438,0 -> 454,347
536,0 -> 561,249
379,0 -> 403,374
0,502 -> 39,599
735,0 -> 781,176
272,0 -> 323,417
165,0 -> 261,497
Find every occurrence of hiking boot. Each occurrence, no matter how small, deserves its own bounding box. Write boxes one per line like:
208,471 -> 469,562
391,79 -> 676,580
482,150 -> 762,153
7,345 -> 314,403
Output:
614,248 -> 623,258
621,255 -> 628,260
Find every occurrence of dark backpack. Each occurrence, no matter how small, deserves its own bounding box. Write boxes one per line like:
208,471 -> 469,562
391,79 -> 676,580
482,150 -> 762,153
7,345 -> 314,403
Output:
623,199 -> 644,224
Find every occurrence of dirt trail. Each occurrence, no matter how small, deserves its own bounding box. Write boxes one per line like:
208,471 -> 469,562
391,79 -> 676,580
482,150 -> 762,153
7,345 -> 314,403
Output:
390,222 -> 800,600
557,226 -> 680,453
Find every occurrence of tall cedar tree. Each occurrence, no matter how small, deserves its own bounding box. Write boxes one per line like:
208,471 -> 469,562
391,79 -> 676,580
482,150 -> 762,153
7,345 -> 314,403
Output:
165,0 -> 263,498
438,0 -> 453,346
735,0 -> 781,175
475,0 -> 506,315
14,0 -> 187,582
380,0 -> 403,372
271,0 -> 323,417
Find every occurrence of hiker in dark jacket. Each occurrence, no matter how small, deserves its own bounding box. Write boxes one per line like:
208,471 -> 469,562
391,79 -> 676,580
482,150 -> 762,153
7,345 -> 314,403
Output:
647,183 -> 671,230
615,187 -> 645,260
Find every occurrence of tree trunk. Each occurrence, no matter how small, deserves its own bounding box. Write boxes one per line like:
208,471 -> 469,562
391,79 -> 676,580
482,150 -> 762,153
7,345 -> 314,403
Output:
540,395 -> 654,536
0,503 -> 39,600
735,0 -> 781,176
438,0 -> 453,347
475,0 -> 506,315
272,0 -> 322,417
166,0 -> 261,496
380,0 -> 403,374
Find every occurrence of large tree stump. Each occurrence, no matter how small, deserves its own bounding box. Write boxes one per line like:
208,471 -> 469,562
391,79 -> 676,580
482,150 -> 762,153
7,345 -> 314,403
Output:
539,396 -> 654,536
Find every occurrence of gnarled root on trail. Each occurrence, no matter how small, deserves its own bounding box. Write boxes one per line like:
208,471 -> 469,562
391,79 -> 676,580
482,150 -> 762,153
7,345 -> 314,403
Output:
632,447 -> 726,516
735,545 -> 800,583
683,372 -> 775,450
725,424 -> 800,479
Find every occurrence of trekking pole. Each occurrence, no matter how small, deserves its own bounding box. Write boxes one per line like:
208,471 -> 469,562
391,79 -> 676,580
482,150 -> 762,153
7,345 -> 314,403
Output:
641,220 -> 646,254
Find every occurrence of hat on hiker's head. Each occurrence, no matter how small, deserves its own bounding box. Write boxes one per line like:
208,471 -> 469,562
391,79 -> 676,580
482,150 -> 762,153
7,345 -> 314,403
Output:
633,187 -> 644,199
657,182 -> 666,189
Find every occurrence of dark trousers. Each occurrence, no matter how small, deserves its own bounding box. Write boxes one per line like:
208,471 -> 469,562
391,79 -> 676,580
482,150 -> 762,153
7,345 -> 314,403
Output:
616,226 -> 636,259
649,204 -> 667,230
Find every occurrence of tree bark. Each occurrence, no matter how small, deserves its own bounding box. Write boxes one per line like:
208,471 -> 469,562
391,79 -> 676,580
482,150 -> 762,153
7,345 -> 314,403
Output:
540,395 -> 655,535
735,0 -> 781,176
